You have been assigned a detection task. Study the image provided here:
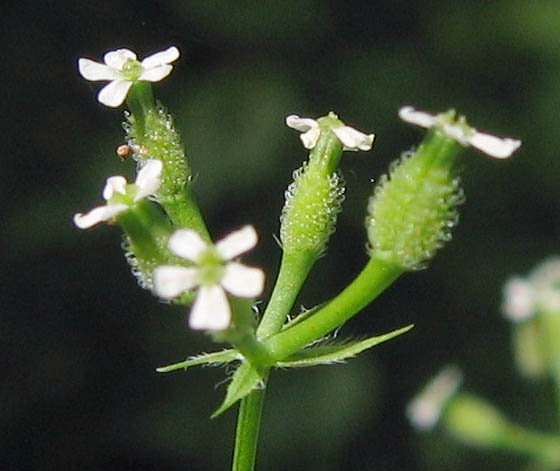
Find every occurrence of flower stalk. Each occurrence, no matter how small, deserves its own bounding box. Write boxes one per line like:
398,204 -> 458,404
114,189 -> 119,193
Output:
264,257 -> 403,361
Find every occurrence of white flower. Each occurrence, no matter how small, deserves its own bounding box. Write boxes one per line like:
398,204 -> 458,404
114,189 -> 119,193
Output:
78,46 -> 180,107
286,114 -> 375,151
530,257 -> 560,313
154,226 -> 265,331
398,106 -> 521,159
406,365 -> 463,431
73,159 -> 163,229
502,276 -> 535,322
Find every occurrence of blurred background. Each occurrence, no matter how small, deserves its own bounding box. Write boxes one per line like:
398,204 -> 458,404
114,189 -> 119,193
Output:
3,0 -> 559,469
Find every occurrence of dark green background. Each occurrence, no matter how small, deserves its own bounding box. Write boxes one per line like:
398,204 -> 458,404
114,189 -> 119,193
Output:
3,1 -> 558,469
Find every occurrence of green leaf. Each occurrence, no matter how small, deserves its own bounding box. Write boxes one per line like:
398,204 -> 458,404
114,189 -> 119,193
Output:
276,324 -> 413,368
156,349 -> 241,373
211,362 -> 265,418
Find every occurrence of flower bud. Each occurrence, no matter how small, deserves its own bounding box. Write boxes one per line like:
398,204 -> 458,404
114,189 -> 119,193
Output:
503,258 -> 560,380
443,394 -> 508,447
511,320 -> 547,379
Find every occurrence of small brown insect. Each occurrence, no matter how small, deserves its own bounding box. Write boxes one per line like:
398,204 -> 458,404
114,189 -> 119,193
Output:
116,144 -> 132,161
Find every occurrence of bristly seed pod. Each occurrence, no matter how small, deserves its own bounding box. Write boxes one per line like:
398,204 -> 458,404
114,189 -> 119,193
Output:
280,163 -> 345,257
366,135 -> 464,271
366,106 -> 520,271
280,112 -> 373,258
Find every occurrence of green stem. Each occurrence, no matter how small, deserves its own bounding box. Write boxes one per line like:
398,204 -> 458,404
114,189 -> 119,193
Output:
256,251 -> 315,339
232,384 -> 267,471
230,253 -> 315,470
126,81 -> 156,139
498,424 -> 560,463
540,309 -> 560,429
158,187 -> 211,242
264,256 -> 403,361
225,300 -> 276,367
230,115 -> 350,470
230,249 -> 316,471
117,200 -> 171,256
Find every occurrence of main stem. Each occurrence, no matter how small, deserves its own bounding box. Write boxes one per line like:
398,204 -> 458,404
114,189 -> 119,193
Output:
231,252 -> 312,470
540,309 -> 560,429
231,252 -> 314,470
232,385 -> 267,471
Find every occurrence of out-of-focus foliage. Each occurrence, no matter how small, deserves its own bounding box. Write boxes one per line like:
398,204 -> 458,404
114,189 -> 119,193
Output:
3,0 -> 558,469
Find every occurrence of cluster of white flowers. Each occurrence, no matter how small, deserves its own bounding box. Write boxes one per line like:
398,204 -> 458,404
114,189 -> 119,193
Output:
286,114 -> 375,151
76,46 -> 267,332
399,106 -> 521,159
76,47 -> 525,335
78,46 -> 180,107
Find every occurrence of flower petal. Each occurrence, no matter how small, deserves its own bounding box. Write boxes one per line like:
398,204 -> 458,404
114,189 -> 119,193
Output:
215,225 -> 258,261
97,80 -> 133,107
468,132 -> 521,159
103,48 -> 137,70
153,265 -> 199,298
134,159 -> 162,201
140,46 -> 180,69
103,176 -> 127,200
221,262 -> 265,298
406,365 -> 463,431
285,114 -> 318,132
398,106 -> 438,129
332,126 -> 375,151
73,204 -> 129,229
300,127 -> 321,149
502,277 -> 535,322
138,65 -> 173,82
78,58 -> 121,81
441,123 -> 470,146
189,285 -> 231,330
168,229 -> 208,261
